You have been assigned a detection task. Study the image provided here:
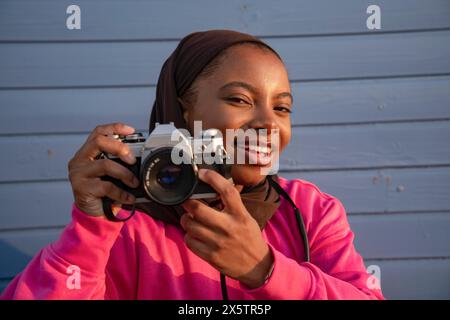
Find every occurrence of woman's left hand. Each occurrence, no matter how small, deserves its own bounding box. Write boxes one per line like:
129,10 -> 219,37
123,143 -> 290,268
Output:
180,168 -> 274,289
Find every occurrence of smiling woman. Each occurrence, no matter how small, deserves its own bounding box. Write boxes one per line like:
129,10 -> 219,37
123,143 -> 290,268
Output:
1,30 -> 384,300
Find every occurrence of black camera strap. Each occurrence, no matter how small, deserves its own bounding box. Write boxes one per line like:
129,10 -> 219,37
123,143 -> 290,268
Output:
102,197 -> 137,222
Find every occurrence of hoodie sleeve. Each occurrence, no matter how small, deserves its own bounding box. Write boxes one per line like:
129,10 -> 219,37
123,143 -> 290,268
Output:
240,197 -> 385,300
0,204 -> 127,300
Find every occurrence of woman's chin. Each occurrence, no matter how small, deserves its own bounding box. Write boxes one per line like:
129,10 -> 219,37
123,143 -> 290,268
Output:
230,165 -> 268,187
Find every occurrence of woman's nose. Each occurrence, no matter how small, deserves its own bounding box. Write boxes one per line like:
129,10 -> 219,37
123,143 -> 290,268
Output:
248,103 -> 278,132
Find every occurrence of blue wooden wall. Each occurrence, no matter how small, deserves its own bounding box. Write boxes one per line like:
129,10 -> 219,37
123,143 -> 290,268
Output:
1,0 -> 449,299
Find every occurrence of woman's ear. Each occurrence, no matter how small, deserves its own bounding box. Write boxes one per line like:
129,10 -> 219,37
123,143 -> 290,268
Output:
177,97 -> 190,124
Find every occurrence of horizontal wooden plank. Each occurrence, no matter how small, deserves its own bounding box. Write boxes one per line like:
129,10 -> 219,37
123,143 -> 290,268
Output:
283,167 -> 450,214
0,87 -> 155,134
1,75 -> 450,134
1,30 -> 450,88
364,258 -> 450,299
1,212 -> 449,279
283,121 -> 450,170
1,0 -> 449,41
0,41 -> 173,88
292,75 -> 450,126
0,181 -> 73,229
349,213 -> 450,260
2,167 -> 450,230
2,120 -> 448,182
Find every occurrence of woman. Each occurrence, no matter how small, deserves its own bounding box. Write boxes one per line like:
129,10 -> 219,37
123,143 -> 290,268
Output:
1,30 -> 384,300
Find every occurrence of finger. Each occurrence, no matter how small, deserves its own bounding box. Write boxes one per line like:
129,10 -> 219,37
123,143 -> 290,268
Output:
180,213 -> 222,248
182,199 -> 228,230
87,123 -> 135,142
78,134 -> 136,165
197,169 -> 246,215
83,159 -> 139,188
91,180 -> 136,205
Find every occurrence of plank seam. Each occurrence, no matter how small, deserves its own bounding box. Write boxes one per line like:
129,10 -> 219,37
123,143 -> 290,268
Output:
1,27 -> 449,44
2,73 -> 450,91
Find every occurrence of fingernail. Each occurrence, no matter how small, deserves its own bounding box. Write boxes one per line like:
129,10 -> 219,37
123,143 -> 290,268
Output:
127,194 -> 135,202
123,125 -> 135,132
132,177 -> 139,187
198,168 -> 206,178
124,152 -> 136,164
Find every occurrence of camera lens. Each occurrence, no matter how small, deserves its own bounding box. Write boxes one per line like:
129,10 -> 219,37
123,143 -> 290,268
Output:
141,147 -> 197,205
157,164 -> 182,187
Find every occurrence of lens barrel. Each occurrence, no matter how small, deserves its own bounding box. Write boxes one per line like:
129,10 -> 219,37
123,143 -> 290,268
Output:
141,147 -> 198,205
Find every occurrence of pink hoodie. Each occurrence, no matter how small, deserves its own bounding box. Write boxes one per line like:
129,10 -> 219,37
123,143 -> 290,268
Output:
1,177 -> 384,300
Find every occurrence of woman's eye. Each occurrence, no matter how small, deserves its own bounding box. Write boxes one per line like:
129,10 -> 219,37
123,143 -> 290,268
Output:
274,106 -> 292,113
227,97 -> 250,105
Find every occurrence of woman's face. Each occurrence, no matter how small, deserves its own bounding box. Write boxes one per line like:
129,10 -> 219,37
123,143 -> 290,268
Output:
181,44 -> 292,187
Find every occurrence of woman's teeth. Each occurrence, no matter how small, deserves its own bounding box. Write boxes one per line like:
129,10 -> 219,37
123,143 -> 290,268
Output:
246,144 -> 271,155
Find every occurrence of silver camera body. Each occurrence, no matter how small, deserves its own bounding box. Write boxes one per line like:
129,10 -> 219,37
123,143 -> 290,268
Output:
101,123 -> 232,206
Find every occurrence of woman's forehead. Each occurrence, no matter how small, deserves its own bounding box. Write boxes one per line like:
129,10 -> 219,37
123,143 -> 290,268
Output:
205,46 -> 290,91
221,44 -> 283,68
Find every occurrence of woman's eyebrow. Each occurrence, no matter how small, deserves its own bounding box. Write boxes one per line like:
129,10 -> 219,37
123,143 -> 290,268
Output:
219,81 -> 293,103
219,81 -> 257,94
276,92 -> 294,104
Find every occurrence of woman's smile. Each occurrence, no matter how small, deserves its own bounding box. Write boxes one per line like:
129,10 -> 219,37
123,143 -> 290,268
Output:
234,137 -> 274,166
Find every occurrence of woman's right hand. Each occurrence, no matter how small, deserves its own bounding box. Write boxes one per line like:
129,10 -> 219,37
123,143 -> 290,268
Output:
68,123 -> 140,217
